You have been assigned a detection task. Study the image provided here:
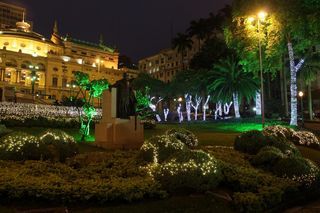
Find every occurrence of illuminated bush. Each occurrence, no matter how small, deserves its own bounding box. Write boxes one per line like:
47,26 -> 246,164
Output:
0,132 -> 46,161
272,157 -> 320,187
166,128 -> 198,147
263,125 -> 295,140
139,135 -> 188,163
251,146 -> 284,168
140,132 -> 221,192
153,150 -> 222,191
39,129 -> 78,162
291,131 -> 320,149
263,126 -> 320,150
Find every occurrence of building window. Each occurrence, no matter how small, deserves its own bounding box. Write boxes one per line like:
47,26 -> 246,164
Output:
53,67 -> 58,72
62,78 -> 67,88
52,77 -> 58,87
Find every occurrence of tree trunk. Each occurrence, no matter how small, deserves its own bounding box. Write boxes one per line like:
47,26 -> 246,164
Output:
255,91 -> 262,116
288,42 -> 298,126
233,93 -> 240,118
283,67 -> 289,117
308,84 -> 313,120
267,72 -> 271,100
280,57 -> 285,106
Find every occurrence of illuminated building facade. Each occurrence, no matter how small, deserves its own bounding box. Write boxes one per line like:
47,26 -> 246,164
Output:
138,37 -> 202,83
0,6 -> 138,103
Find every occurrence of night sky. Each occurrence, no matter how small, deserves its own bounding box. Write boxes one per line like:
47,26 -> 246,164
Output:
2,0 -> 231,62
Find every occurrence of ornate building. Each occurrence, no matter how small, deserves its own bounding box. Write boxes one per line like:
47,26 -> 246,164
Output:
0,14 -> 138,103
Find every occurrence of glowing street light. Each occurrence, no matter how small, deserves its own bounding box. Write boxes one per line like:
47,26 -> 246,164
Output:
258,11 -> 267,21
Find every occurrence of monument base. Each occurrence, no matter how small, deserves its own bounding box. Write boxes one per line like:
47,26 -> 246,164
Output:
95,116 -> 144,149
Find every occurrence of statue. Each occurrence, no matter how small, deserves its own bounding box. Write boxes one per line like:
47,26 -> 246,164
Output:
113,73 -> 137,119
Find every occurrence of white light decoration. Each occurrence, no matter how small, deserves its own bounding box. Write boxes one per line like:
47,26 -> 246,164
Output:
149,96 -> 163,123
164,108 -> 169,122
177,103 -> 183,123
255,91 -> 262,115
202,95 -> 210,121
214,102 -> 222,120
185,94 -> 192,121
233,93 -> 241,118
287,42 -> 305,126
0,102 -> 102,123
191,94 -> 202,121
223,102 -> 233,115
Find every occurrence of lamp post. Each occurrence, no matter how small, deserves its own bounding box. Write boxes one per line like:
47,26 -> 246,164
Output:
299,91 -> 304,127
29,65 -> 39,98
249,11 -> 267,128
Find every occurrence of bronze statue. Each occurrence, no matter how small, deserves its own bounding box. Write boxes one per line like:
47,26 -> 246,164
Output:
113,73 -> 136,119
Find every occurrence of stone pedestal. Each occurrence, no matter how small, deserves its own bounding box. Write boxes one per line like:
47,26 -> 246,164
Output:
94,89 -> 144,149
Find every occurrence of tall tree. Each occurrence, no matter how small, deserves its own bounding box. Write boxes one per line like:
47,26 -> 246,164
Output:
187,18 -> 210,50
172,33 -> 193,70
299,53 -> 320,120
207,57 -> 259,118
229,0 -> 320,126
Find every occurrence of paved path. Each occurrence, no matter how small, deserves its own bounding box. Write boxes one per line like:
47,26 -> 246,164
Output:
285,200 -> 320,213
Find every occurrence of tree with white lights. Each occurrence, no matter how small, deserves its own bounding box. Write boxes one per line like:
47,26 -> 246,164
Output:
202,95 -> 210,121
191,94 -> 202,120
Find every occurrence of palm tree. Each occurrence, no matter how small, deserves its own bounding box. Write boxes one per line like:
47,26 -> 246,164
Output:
187,18 -> 210,51
172,33 -> 193,70
299,54 -> 320,120
207,57 -> 259,118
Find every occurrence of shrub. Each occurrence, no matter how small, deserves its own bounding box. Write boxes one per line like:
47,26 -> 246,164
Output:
165,128 -> 198,147
233,192 -> 264,213
142,119 -> 156,130
234,130 -> 270,154
235,130 -> 301,157
0,132 -> 47,161
139,135 -> 187,163
263,125 -> 295,140
263,126 -> 320,150
0,125 -> 11,137
291,131 -> 320,149
0,155 -> 167,204
270,138 -> 301,157
221,162 -> 299,212
39,129 -> 79,162
272,157 -> 320,186
153,150 -> 222,192
252,146 -> 284,168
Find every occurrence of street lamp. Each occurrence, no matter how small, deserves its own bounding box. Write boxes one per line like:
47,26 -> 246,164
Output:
29,65 -> 39,98
248,10 -> 267,128
299,91 -> 304,127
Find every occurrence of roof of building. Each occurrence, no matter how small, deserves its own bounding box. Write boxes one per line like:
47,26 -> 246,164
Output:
0,28 -> 54,44
63,36 -> 117,53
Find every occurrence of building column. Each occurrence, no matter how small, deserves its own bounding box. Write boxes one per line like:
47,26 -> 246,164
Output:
16,69 -> 20,83
0,68 -> 4,81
